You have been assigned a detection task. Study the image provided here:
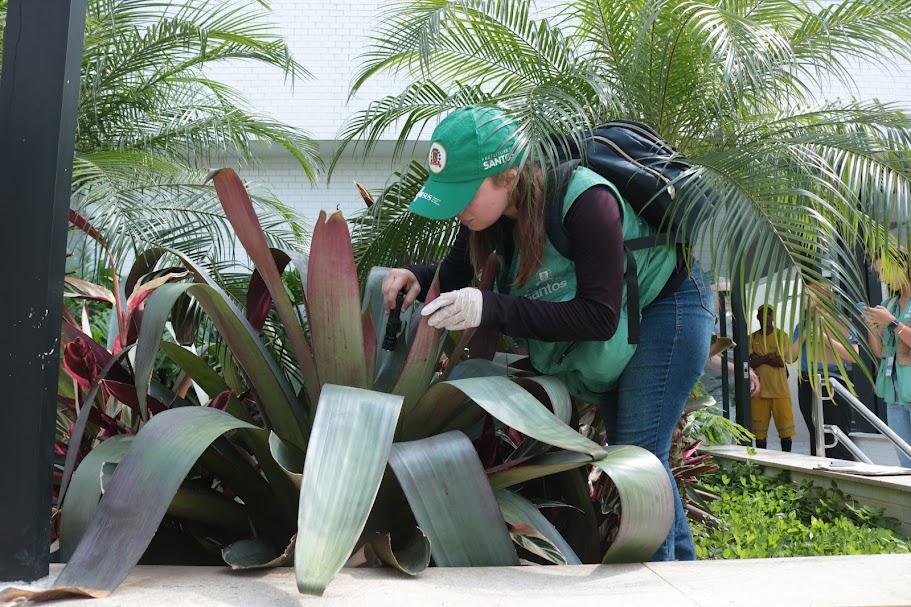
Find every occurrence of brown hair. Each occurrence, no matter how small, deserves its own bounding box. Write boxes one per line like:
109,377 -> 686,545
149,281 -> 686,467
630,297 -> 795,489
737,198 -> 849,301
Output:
469,165 -> 547,288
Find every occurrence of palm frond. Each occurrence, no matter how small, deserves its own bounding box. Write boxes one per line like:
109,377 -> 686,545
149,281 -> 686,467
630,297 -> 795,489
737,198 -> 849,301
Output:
350,161 -> 460,284
342,0 -> 911,376
63,0 -> 318,277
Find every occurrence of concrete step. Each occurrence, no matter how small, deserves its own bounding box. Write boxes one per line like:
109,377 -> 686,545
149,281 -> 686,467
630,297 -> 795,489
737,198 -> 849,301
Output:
4,556 -> 910,606
850,432 -> 901,466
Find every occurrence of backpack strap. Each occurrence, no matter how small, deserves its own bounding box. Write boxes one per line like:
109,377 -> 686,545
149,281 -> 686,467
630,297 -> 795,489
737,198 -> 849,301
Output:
624,235 -> 658,251
544,160 -> 580,259
624,250 -> 641,344
543,161 -> 643,344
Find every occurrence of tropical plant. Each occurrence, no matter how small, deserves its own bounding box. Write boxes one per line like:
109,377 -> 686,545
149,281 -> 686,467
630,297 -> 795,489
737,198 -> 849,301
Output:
6,0 -> 321,271
338,0 -> 911,375
350,161 -> 461,285
666,400 -> 755,526
692,462 -> 911,558
2,169 -> 677,603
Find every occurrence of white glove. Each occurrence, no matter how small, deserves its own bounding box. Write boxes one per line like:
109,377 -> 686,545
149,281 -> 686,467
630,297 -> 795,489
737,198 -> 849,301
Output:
421,287 -> 484,331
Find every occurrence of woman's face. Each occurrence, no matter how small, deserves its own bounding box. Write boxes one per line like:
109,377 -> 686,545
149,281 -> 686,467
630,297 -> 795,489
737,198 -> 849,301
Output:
457,170 -> 517,231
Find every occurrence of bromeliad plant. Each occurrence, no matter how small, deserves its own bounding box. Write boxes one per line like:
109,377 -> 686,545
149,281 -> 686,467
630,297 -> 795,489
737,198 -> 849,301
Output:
4,170 -> 673,602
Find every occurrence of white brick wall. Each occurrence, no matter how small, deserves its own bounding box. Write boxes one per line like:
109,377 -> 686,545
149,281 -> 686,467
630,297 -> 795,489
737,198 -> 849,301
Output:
205,0 -> 911,224
239,146 -> 424,222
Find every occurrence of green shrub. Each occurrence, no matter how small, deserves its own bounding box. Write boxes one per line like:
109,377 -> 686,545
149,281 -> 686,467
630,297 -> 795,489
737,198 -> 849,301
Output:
692,463 -> 911,559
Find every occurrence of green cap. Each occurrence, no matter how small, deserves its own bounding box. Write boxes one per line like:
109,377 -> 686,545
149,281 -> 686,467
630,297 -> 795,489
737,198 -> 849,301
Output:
408,106 -> 523,220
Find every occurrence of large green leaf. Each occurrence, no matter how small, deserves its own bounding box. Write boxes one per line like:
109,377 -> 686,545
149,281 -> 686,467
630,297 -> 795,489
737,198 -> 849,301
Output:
487,450 -> 593,490
362,266 -> 416,392
495,490 -> 581,565
446,358 -> 512,380
405,376 -> 605,458
388,431 -> 519,567
398,359 -> 511,440
59,436 -> 133,561
268,430 -> 305,488
199,437 -> 295,545
240,431 -> 300,526
159,341 -> 228,398
514,376 -> 572,425
100,462 -> 251,533
210,168 -> 321,406
307,211 -> 372,390
393,276 -> 444,413
507,376 -> 575,462
27,408 -> 260,600
295,385 -> 403,596
223,536 -> 295,570
487,444 -> 673,562
596,445 -> 674,563
135,281 -> 308,450
367,528 -> 432,575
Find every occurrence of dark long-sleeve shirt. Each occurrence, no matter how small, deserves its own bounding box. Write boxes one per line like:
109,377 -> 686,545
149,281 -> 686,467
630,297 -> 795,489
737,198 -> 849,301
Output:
405,185 -> 686,342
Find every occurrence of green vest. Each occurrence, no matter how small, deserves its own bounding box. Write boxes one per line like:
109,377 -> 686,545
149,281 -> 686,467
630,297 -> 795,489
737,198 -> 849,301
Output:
875,296 -> 911,404
500,167 -> 678,400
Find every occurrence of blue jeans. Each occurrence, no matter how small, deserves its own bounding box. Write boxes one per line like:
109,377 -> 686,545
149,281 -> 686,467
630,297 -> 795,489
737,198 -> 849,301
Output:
599,267 -> 714,561
886,402 -> 911,468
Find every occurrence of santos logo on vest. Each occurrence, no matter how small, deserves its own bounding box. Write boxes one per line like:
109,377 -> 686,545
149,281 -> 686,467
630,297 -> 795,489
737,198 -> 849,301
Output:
529,279 -> 568,300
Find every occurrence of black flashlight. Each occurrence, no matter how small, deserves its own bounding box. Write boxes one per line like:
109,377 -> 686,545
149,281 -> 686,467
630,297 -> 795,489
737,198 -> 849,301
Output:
382,291 -> 405,350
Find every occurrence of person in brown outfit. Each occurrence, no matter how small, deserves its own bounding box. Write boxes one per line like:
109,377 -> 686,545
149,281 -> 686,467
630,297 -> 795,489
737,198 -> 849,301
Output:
749,304 -> 798,451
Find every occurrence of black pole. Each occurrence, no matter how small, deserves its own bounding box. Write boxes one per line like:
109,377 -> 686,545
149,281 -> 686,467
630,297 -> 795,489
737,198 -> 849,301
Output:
718,289 -> 731,419
0,0 -> 87,582
730,268 -> 752,438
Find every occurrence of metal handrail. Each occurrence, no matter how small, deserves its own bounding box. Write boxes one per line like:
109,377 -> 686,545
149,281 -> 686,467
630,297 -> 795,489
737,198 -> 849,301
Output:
826,425 -> 874,464
829,377 -> 911,462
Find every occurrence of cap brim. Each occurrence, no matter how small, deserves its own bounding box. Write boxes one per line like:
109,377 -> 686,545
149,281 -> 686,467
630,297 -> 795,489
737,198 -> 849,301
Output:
408,176 -> 484,220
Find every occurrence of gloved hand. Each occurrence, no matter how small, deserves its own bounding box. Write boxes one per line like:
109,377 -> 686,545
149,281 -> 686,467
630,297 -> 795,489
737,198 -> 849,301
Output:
421,288 -> 484,331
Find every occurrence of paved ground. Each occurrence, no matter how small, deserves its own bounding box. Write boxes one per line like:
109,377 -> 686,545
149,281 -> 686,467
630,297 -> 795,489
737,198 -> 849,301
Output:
3,556 -> 910,606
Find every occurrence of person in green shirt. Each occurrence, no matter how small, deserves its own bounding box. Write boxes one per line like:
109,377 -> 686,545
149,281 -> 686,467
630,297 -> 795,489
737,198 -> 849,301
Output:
864,256 -> 911,467
381,106 -> 715,560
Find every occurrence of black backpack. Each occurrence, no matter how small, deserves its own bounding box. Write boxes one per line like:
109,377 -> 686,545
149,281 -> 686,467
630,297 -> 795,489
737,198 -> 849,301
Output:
543,120 -> 713,344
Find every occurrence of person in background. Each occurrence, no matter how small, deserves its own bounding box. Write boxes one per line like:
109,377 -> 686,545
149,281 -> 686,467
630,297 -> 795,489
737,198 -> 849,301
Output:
794,285 -> 858,460
749,304 -> 798,451
701,350 -> 760,406
698,283 -> 760,408
865,255 -> 911,467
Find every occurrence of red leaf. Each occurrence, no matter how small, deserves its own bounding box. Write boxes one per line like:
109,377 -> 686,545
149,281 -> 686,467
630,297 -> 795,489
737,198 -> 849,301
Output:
245,249 -> 292,333
67,210 -> 126,338
362,312 -> 377,384
61,324 -> 132,385
104,380 -> 166,415
57,396 -> 125,435
393,277 -> 443,409
211,168 -> 320,405
68,209 -> 108,248
506,427 -> 525,447
307,210 -> 371,389
209,390 -> 232,411
472,415 -> 499,468
63,338 -> 101,392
